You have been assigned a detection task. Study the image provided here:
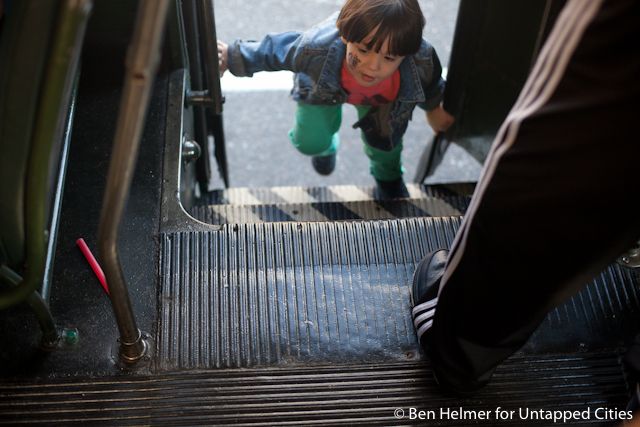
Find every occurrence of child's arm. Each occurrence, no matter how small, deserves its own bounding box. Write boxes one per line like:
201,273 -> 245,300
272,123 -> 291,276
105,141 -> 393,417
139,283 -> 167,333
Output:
218,31 -> 307,78
426,104 -> 455,133
415,42 -> 455,133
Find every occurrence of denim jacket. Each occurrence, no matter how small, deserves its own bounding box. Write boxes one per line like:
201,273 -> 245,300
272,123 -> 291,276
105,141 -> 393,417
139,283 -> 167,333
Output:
227,13 -> 445,149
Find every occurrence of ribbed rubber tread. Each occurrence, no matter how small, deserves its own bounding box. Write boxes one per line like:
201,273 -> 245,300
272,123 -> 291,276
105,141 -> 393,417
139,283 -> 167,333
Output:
0,352 -> 629,426
535,263 -> 640,351
190,198 -> 463,224
157,217 -> 640,371
158,217 -> 461,370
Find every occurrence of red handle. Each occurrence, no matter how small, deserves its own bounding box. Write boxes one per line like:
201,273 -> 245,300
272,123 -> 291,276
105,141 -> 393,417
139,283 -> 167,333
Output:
76,238 -> 110,296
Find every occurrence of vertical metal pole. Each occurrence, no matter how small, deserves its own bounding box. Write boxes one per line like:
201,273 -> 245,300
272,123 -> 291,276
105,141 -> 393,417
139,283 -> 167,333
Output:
97,0 -> 170,364
196,0 -> 223,115
181,1 -> 229,187
182,0 -> 213,190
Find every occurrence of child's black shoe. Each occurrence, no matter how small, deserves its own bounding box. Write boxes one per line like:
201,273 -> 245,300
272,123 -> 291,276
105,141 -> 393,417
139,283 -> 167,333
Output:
410,249 -> 448,347
375,178 -> 409,199
311,153 -> 336,175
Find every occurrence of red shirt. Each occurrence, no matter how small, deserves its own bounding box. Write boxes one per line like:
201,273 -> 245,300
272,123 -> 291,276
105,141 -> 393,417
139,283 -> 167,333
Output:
340,61 -> 400,106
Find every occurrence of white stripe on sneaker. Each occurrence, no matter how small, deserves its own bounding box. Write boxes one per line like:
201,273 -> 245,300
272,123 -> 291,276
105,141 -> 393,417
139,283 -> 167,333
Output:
417,320 -> 434,339
412,298 -> 438,317
413,308 -> 436,329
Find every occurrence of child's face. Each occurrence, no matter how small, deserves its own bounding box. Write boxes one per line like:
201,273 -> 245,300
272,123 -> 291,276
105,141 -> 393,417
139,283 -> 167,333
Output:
341,31 -> 405,87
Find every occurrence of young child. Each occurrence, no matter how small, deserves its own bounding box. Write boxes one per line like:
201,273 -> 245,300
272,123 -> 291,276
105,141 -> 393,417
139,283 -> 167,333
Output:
218,0 -> 454,197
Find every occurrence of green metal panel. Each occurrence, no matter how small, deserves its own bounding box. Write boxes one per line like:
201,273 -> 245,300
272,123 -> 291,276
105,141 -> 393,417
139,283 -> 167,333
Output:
0,0 -> 92,309
0,0 -> 58,269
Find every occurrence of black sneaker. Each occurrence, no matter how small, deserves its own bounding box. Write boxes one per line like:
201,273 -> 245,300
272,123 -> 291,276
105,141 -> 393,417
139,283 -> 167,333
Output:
311,153 -> 336,175
410,249 -> 448,347
411,249 -> 490,396
375,178 -> 409,199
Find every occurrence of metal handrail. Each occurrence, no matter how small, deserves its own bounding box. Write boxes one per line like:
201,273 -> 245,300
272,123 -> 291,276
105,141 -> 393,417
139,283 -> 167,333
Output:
97,0 -> 170,364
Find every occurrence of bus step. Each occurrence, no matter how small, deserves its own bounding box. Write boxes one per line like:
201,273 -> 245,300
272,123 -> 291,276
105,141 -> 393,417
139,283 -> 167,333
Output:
0,352 -> 628,425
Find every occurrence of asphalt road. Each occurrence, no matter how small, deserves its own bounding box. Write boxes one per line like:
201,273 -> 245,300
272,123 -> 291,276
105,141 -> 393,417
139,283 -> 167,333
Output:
212,0 -> 481,189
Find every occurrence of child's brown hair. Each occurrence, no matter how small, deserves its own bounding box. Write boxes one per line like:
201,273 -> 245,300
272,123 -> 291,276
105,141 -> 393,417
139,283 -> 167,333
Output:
336,0 -> 425,57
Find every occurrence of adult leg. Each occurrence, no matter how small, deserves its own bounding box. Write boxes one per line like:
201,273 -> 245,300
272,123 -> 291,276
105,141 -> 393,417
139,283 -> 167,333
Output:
418,0 -> 640,392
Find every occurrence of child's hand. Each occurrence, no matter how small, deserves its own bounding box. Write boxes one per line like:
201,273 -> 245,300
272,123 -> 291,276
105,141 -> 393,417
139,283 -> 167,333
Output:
218,40 -> 229,76
426,104 -> 455,133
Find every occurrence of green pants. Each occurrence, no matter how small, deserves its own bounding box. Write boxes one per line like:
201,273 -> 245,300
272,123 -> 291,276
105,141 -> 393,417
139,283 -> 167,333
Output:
288,103 -> 404,181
